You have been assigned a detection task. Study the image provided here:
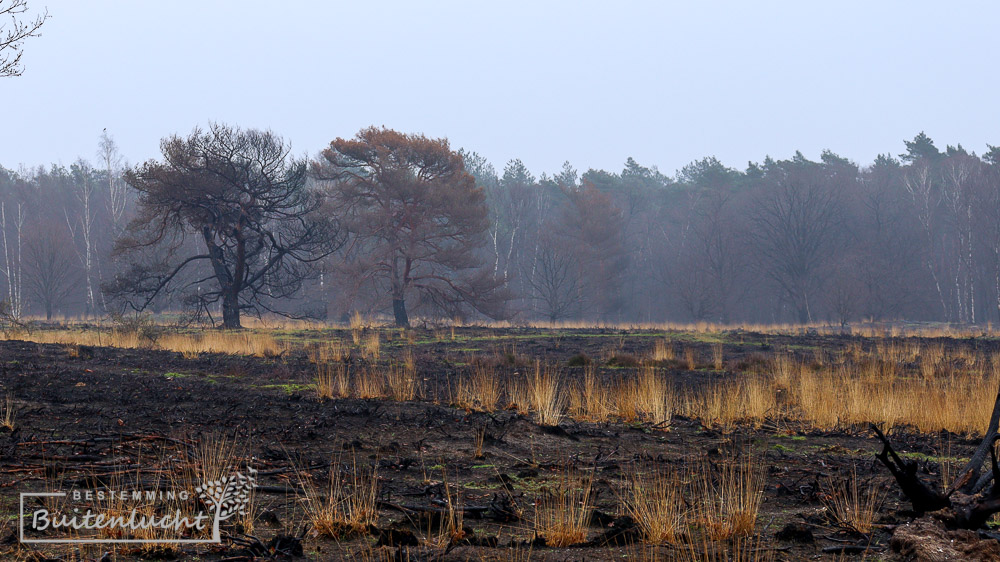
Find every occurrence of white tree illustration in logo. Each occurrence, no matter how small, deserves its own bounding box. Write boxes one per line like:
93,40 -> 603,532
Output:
195,466 -> 257,542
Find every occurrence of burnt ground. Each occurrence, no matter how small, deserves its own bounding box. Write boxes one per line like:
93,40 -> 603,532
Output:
0,327 -> 993,561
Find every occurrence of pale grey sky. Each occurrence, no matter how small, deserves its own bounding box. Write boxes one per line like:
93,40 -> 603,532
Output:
3,1 -> 998,176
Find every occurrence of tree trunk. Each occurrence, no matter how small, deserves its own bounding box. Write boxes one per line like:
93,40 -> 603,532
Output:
222,291 -> 241,329
797,303 -> 809,324
203,227 -> 241,329
393,298 -> 409,327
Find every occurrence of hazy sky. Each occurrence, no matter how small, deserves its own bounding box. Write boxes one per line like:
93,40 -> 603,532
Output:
3,1 -> 999,177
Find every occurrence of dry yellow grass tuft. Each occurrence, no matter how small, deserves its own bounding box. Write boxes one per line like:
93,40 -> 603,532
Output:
609,367 -> 675,426
626,464 -> 685,544
569,366 -> 612,422
712,343 -> 724,370
383,363 -> 418,401
681,378 -> 774,430
822,466 -> 886,535
353,367 -> 384,399
472,425 -> 486,459
770,352 -> 796,390
10,326 -> 289,357
660,340 -> 1000,436
527,362 -> 564,426
534,470 -> 594,547
650,338 -> 675,362
160,331 -> 287,358
432,468 -> 467,547
636,366 -> 674,426
195,433 -> 242,487
318,340 -> 348,363
612,376 -> 640,423
679,534 -> 776,562
695,451 -> 765,540
361,331 -> 381,360
314,363 -> 338,400
683,347 -> 697,370
0,393 -> 15,430
454,361 -> 502,412
301,456 -> 379,538
402,348 -> 416,372
95,468 -> 188,549
349,311 -> 365,345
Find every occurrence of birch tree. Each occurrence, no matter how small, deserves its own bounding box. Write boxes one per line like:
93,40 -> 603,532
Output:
64,161 -> 101,316
0,199 -> 25,318
98,130 -> 129,235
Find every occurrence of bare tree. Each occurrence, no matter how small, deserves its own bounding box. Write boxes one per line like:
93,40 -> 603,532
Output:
1,0 -> 47,77
679,191 -> 747,322
667,250 -> 722,321
903,161 -> 950,319
110,124 -> 342,328
941,151 -> 979,323
98,130 -> 129,235
23,225 -> 80,320
490,160 -> 533,286
826,255 -> 862,327
525,231 -> 584,321
852,155 -> 923,321
751,157 -> 845,323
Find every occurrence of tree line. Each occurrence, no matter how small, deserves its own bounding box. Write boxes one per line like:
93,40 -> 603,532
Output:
2,126 -> 999,328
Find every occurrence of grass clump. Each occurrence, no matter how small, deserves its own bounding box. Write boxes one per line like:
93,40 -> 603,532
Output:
694,450 -> 765,540
0,393 -> 15,430
822,466 -> 886,534
527,361 -> 564,426
301,456 -> 379,539
626,464 -> 685,544
534,470 -> 593,547
454,361 -> 502,412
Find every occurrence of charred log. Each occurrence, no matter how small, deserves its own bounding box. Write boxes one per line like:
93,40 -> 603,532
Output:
870,424 -> 949,515
955,437 -> 1000,529
872,382 -> 1000,530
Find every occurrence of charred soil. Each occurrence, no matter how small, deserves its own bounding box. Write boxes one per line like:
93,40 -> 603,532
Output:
0,328 -> 994,560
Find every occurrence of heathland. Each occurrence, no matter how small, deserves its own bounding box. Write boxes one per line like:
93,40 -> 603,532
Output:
1,320 -> 999,560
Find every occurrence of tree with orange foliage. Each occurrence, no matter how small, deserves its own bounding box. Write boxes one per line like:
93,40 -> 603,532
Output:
315,127 -> 504,326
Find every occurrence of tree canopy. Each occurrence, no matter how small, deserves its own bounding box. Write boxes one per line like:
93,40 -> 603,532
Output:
108,124 -> 342,328
315,127 -> 503,326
